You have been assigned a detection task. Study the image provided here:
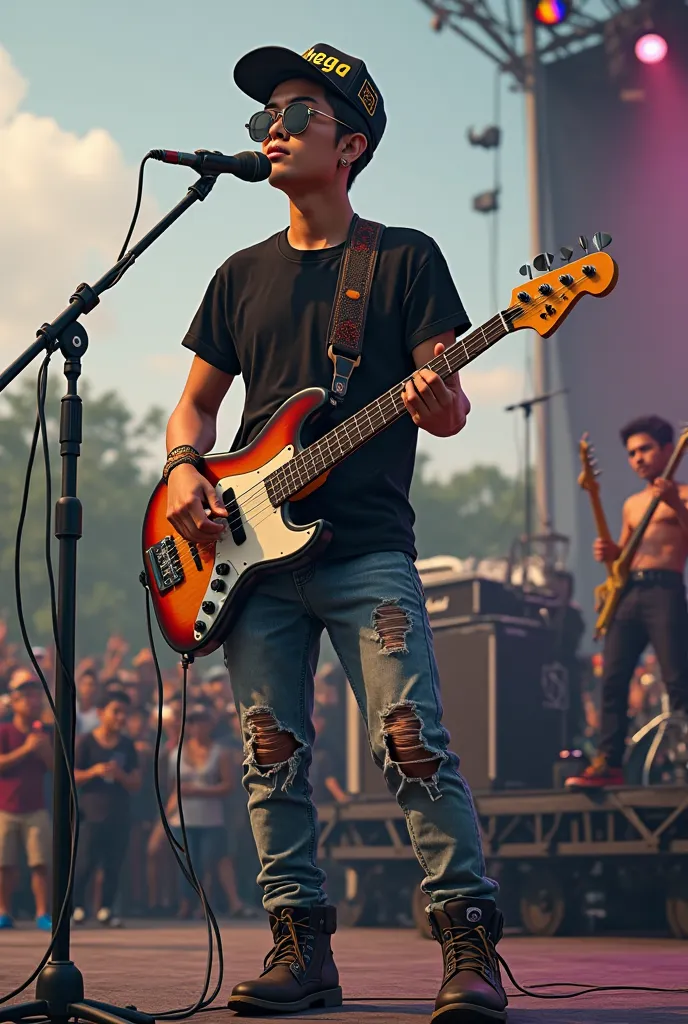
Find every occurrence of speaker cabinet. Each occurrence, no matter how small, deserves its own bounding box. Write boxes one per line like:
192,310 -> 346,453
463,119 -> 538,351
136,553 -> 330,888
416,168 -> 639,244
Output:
348,617 -> 568,796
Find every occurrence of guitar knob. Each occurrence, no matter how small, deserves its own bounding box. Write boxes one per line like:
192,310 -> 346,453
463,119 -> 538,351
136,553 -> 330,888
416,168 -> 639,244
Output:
194,620 -> 207,634
582,265 -> 595,277
517,291 -> 531,303
215,563 -> 230,575
559,274 -> 573,286
201,601 -> 216,615
210,578 -> 226,593
538,283 -> 553,295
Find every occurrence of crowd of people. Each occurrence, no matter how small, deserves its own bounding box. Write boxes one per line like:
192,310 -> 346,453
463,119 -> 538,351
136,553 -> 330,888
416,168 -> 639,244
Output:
0,625 -> 347,929
0,616 -> 672,931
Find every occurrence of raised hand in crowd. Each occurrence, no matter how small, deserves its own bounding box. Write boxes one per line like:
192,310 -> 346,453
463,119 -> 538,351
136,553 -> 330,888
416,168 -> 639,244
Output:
100,635 -> 130,681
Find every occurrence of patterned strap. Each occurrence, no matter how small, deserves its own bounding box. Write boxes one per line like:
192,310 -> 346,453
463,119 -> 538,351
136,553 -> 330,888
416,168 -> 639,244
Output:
327,214 -> 385,406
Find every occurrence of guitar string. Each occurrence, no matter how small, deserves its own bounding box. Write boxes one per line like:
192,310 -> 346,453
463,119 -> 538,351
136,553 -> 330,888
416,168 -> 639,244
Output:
164,271 -> 589,581
222,268 -> 589,526
162,270 -> 595,579
162,310 -> 517,580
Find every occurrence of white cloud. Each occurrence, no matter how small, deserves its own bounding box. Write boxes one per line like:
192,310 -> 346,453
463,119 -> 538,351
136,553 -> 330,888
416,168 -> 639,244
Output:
0,47 -> 156,359
460,365 -> 525,403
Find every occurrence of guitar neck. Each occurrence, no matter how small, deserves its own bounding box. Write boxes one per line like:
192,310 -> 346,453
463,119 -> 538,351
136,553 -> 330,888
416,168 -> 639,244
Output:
618,440 -> 688,570
587,488 -> 615,572
588,489 -> 613,545
266,308 -> 518,504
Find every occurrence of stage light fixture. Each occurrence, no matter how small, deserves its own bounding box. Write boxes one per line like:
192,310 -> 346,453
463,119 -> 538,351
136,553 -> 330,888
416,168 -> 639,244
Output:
635,32 -> 668,65
534,0 -> 570,26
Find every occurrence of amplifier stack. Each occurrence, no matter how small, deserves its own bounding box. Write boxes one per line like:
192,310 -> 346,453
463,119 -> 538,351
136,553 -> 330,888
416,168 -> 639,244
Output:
346,560 -> 570,796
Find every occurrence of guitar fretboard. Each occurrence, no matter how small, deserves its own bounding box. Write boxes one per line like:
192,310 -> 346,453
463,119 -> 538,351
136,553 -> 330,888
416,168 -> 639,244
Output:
264,307 -> 521,507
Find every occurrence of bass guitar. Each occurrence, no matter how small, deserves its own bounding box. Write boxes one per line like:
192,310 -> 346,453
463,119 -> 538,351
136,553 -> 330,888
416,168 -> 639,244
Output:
594,427 -> 688,640
143,245 -> 618,656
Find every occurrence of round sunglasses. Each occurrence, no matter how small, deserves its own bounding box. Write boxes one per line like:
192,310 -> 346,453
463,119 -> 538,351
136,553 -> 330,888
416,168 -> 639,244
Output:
246,102 -> 354,143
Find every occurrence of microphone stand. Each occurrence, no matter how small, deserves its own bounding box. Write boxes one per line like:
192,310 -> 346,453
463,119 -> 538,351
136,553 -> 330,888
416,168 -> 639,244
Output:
0,172 -> 219,1024
504,387 -> 567,586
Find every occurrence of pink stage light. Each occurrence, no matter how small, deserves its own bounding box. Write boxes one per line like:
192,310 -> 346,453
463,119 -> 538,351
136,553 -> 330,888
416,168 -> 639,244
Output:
635,33 -> 669,65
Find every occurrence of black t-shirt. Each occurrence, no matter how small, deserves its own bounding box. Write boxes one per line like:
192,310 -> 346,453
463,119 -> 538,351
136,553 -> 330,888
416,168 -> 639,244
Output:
182,226 -> 470,561
75,732 -> 138,823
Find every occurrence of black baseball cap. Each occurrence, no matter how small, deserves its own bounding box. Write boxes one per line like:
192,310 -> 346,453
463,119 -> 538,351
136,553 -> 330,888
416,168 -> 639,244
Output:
234,43 -> 386,153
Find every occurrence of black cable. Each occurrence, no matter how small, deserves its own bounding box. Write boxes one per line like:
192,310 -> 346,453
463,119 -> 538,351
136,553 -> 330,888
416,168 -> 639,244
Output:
140,587 -> 225,1019
498,951 -> 688,998
0,355 -> 80,1004
117,155 -> 150,262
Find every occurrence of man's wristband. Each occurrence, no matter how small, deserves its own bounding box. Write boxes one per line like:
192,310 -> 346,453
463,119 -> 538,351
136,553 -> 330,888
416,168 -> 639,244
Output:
167,444 -> 201,460
163,453 -> 203,484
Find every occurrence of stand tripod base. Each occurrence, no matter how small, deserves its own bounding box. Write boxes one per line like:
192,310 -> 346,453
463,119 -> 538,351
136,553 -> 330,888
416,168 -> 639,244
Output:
2,961 -> 155,1024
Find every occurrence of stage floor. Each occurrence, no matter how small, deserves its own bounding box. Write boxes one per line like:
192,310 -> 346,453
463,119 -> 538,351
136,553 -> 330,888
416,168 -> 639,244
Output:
1,923 -> 686,1023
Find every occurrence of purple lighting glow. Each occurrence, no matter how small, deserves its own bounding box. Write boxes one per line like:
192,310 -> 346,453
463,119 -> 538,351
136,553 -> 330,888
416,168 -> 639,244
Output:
635,33 -> 669,65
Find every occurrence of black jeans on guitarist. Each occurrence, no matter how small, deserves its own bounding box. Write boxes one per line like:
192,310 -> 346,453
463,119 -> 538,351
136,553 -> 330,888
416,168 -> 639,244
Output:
600,570 -> 688,767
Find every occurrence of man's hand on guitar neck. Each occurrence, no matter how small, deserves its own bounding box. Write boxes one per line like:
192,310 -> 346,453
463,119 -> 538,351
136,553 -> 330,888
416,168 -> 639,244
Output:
593,538 -> 621,564
402,339 -> 471,438
652,477 -> 688,536
166,463 -> 228,545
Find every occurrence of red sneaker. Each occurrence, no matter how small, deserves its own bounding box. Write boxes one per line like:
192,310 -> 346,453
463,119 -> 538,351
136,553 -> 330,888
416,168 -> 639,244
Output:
565,755 -> 624,789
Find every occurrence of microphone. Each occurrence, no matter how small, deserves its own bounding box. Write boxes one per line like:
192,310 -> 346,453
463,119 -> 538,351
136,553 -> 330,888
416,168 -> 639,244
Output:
148,148 -> 271,182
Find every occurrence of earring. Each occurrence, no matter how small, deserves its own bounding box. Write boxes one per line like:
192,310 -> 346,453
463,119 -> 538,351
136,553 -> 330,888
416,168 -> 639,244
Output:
340,158 -> 348,167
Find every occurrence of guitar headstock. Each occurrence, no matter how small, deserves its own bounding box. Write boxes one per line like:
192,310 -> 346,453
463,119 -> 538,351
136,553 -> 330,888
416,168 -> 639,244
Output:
508,246 -> 618,338
578,432 -> 601,494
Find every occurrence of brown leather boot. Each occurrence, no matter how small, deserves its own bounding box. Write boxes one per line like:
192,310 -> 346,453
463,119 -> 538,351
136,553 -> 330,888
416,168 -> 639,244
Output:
226,905 -> 342,1015
429,897 -> 508,1022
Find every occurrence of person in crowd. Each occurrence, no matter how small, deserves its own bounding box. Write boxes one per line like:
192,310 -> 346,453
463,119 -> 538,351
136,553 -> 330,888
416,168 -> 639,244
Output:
146,698 -> 184,915
310,706 -> 349,805
123,706 -> 157,914
73,689 -> 140,927
0,675 -> 53,930
167,704 -> 254,918
131,648 -> 158,708
76,667 -> 101,737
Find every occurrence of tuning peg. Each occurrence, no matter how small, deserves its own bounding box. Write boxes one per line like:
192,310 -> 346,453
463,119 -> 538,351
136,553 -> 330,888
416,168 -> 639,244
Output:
560,246 -> 574,263
578,235 -> 589,254
519,263 -> 533,280
593,232 -> 612,251
533,252 -> 555,272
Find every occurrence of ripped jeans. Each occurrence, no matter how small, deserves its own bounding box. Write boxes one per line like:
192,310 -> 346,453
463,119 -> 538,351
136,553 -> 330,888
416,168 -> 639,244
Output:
224,550 -> 497,913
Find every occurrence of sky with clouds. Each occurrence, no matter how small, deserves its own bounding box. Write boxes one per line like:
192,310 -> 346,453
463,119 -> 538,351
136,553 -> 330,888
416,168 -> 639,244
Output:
0,0 -> 536,479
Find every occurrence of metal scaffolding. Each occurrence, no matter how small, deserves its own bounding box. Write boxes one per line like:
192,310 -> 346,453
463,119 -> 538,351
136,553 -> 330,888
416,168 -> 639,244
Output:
416,0 -> 645,533
418,1 -> 646,87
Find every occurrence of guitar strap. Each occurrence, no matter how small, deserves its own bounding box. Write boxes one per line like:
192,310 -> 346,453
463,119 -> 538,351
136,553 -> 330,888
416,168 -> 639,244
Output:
326,214 -> 385,406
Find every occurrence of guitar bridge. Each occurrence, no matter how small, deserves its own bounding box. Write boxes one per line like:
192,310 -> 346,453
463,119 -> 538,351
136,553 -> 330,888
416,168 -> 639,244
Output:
146,536 -> 184,595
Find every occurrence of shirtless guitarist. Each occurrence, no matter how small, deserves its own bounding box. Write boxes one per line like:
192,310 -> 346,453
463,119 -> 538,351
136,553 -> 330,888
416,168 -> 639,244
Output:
567,415 -> 688,789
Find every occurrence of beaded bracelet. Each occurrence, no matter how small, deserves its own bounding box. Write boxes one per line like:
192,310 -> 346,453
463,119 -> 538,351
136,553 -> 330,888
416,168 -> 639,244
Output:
163,453 -> 203,484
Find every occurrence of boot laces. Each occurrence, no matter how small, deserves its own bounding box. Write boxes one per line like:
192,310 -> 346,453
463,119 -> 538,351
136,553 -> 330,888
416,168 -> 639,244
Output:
442,923 -> 496,983
264,909 -> 312,973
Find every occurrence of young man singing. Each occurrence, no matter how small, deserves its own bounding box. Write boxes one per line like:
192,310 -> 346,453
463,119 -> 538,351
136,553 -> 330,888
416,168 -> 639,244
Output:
165,43 -> 507,1023
567,415 -> 688,788
73,689 -> 140,926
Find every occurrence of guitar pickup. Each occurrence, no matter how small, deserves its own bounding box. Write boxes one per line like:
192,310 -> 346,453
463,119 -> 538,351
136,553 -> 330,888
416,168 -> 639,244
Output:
222,487 -> 246,546
145,536 -> 184,595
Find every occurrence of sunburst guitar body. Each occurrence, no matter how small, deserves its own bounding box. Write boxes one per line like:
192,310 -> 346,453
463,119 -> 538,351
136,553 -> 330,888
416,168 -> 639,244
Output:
142,389 -> 332,656
144,245 -> 619,655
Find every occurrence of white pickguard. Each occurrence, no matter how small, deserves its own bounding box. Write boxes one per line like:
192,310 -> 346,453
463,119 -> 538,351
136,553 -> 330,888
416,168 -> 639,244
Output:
192,446 -> 315,642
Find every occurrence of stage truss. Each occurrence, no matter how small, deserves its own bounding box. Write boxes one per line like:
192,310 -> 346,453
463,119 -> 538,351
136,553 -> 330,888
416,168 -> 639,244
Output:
417,1 -> 649,85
